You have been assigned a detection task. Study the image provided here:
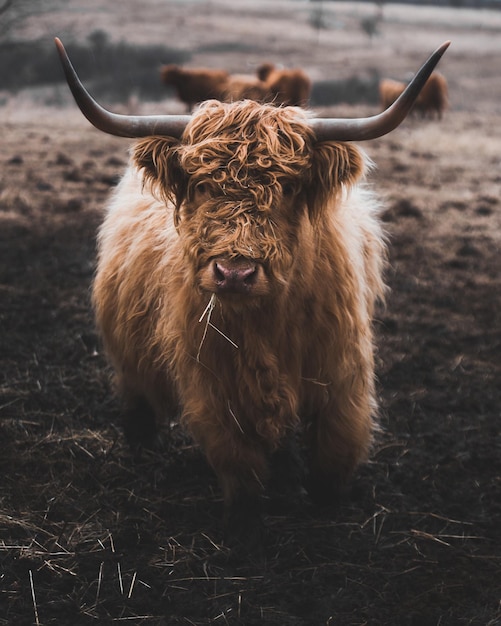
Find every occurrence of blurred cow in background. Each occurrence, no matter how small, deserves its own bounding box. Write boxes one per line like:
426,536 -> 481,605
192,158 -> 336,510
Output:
160,65 -> 229,111
379,72 -> 448,119
221,74 -> 269,103
379,78 -> 407,111
257,62 -> 312,107
160,62 -> 312,110
414,72 -> 449,119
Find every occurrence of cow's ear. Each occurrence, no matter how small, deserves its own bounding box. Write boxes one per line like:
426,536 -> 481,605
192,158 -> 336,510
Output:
132,137 -> 187,206
307,142 -> 366,222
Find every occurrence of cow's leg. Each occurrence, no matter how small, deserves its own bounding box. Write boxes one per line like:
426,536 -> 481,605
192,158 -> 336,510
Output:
118,371 -> 178,455
268,434 -> 306,510
192,422 -> 269,546
122,394 -> 158,453
306,395 -> 374,506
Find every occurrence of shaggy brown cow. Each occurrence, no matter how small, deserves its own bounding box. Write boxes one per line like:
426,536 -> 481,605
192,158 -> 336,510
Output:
161,66 -> 270,108
55,38 -> 449,543
257,62 -> 311,107
379,72 -> 449,119
160,64 -> 229,111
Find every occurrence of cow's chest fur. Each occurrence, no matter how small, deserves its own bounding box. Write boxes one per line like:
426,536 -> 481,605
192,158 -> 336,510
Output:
179,298 -> 302,445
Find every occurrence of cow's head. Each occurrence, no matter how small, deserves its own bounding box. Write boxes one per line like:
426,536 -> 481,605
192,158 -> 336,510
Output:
54,38 -> 450,301
131,99 -> 365,299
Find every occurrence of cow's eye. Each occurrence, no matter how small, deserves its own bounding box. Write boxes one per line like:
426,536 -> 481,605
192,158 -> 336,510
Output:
282,182 -> 295,197
194,181 -> 210,197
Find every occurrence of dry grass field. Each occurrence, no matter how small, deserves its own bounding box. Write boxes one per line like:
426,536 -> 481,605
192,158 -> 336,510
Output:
1,1 -> 501,624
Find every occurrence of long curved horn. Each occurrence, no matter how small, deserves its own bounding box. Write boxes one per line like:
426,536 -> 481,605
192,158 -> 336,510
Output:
54,37 -> 190,138
309,40 -> 450,142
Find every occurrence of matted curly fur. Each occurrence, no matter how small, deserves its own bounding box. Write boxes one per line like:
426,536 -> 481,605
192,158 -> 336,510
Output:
93,99 -> 386,537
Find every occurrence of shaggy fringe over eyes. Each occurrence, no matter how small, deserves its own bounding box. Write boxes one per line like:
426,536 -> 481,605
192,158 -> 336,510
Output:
177,100 -> 316,210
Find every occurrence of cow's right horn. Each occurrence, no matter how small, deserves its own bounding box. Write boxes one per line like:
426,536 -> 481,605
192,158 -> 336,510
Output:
309,40 -> 450,142
55,38 -> 191,138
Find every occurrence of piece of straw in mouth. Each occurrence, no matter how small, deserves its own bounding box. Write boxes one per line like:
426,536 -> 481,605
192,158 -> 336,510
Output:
197,294 -> 238,361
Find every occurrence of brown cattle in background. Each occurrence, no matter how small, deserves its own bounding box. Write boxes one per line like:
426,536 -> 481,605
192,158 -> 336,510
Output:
414,71 -> 449,119
379,72 -> 448,119
379,77 -> 407,111
160,63 -> 311,110
160,65 -> 229,111
221,74 -> 269,103
257,63 -> 311,107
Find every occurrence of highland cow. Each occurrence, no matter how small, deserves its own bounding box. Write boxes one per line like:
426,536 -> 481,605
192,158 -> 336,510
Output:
380,72 -> 448,119
55,38 -> 449,542
160,65 -> 270,108
379,77 -> 407,111
414,71 -> 449,119
257,63 -> 311,107
160,64 -> 229,111
220,73 -> 269,103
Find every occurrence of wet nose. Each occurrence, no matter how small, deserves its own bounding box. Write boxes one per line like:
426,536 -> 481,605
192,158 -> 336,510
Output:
212,259 -> 258,293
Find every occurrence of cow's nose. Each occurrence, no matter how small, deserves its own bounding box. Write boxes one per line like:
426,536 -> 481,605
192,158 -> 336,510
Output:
212,259 -> 258,293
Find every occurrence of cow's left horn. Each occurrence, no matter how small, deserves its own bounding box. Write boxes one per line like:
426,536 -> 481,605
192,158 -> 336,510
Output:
55,38 -> 190,138
309,41 -> 450,142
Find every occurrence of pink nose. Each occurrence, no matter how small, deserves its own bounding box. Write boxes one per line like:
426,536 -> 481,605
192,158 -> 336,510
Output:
212,259 -> 258,293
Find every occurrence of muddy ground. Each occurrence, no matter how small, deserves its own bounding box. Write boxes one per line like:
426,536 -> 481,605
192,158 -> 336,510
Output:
1,2 -> 500,624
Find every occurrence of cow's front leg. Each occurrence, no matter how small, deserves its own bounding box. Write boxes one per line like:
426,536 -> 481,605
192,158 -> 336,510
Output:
191,418 -> 269,547
306,394 -> 375,506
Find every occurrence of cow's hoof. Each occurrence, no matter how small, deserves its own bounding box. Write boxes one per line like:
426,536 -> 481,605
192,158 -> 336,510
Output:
122,396 -> 159,458
223,495 -> 266,560
305,472 -> 349,508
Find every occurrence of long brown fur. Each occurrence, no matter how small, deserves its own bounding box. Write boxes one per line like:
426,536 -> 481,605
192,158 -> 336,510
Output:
93,99 -> 386,526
